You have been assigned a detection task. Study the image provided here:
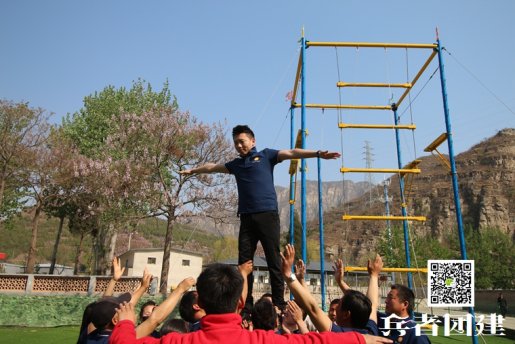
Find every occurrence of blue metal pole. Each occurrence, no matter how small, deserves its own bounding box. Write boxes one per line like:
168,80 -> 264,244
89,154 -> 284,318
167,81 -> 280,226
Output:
317,157 -> 326,311
392,105 -> 413,289
300,36 -> 307,263
436,37 -> 478,344
289,107 -> 295,246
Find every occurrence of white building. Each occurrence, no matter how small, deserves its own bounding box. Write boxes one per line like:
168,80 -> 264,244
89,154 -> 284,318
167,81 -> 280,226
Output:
118,248 -> 203,290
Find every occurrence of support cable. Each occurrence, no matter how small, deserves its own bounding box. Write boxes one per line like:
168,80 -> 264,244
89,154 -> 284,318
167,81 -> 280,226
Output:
442,47 -> 515,116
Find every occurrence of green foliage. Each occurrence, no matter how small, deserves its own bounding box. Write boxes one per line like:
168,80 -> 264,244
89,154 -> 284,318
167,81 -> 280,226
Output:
463,227 -> 514,289
375,225 -> 514,289
62,79 -> 176,157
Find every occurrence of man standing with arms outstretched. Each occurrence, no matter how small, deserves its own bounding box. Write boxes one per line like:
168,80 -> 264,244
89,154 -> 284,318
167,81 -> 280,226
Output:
180,124 -> 340,310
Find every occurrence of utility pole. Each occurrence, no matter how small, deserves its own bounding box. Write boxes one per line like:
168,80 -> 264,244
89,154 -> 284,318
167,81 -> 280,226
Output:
363,141 -> 375,204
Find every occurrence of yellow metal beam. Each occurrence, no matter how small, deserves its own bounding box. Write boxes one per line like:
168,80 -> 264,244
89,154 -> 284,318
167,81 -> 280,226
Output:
395,50 -> 438,107
339,123 -> 416,130
293,103 -> 392,110
424,133 -> 448,152
306,41 -> 438,49
342,215 -> 426,222
337,82 -> 412,88
291,52 -> 303,107
344,266 -> 428,273
340,167 -> 420,174
289,129 -> 304,175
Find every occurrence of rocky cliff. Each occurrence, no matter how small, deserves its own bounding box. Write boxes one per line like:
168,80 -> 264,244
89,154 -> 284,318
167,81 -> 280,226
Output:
317,128 -> 514,264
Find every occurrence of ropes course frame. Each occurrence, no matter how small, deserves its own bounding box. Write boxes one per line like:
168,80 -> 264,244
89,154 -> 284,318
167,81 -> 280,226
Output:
286,31 -> 477,342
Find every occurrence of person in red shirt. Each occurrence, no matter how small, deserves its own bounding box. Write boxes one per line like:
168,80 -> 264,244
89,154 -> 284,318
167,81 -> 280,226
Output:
110,260 -> 392,344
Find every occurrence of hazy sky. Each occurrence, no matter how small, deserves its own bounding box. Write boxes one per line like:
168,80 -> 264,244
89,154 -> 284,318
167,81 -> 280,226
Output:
2,1 -> 514,186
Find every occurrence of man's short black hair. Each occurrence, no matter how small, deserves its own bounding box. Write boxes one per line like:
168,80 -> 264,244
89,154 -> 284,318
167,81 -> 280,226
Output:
179,290 -> 198,323
251,299 -> 277,330
196,263 -> 244,315
330,298 -> 340,306
391,284 -> 415,314
340,290 -> 372,329
232,125 -> 254,138
160,318 -> 189,336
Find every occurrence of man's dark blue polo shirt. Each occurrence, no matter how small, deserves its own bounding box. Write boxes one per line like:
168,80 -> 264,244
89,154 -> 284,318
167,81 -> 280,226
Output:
225,147 -> 279,214
331,319 -> 379,335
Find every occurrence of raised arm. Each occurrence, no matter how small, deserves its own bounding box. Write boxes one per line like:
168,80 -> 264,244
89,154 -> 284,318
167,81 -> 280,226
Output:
135,277 -> 195,338
130,268 -> 152,306
280,244 -> 332,332
333,258 -> 352,294
277,149 -> 340,162
104,256 -> 125,297
295,259 -> 308,289
179,163 -> 229,175
366,254 -> 383,323
238,260 -> 253,308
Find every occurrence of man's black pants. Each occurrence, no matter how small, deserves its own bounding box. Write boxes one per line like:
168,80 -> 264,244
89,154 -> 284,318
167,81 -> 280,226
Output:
238,211 -> 285,309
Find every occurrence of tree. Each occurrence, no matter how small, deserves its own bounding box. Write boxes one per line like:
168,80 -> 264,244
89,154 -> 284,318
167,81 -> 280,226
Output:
104,108 -> 236,293
61,80 -> 179,274
0,100 -> 49,220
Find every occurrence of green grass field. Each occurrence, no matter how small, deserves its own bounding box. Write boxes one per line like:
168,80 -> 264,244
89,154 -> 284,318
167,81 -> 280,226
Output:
0,326 -> 79,344
0,326 -> 512,344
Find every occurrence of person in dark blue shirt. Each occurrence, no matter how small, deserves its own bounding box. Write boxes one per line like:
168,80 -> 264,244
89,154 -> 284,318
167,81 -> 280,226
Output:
377,285 -> 431,344
180,125 -> 340,310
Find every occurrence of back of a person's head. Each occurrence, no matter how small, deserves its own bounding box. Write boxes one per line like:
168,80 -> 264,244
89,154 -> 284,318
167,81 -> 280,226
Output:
232,125 -> 254,138
179,291 -> 198,323
251,299 -> 277,331
160,318 -> 190,336
391,284 -> 415,314
340,290 -> 372,329
196,263 -> 243,315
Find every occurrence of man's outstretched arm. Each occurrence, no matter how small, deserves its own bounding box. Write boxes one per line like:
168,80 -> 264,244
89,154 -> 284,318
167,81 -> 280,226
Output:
179,163 -> 229,175
277,149 -> 340,162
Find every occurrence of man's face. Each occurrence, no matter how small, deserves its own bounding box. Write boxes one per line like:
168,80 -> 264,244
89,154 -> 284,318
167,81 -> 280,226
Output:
328,302 -> 338,322
233,133 -> 255,157
385,289 -> 406,315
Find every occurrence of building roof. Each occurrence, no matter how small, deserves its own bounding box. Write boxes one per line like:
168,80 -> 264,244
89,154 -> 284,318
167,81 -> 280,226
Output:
218,256 -> 363,274
119,247 -> 204,258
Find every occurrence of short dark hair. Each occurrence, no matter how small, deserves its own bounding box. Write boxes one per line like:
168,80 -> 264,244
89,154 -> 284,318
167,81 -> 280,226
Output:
259,293 -> 273,301
160,318 -> 190,336
139,300 -> 157,322
179,291 -> 198,323
340,290 -> 372,329
196,263 -> 243,315
391,284 -> 415,314
251,299 -> 277,330
330,298 -> 340,306
232,125 -> 254,138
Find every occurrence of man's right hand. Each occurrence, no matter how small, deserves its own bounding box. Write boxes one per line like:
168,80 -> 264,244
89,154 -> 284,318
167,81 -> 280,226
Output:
280,244 -> 295,278
176,277 -> 195,293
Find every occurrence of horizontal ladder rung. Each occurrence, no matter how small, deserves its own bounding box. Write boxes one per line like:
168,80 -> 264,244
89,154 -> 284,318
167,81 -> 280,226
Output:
306,41 -> 438,49
342,215 -> 426,222
345,266 -> 428,273
292,103 -> 392,110
337,82 -> 412,88
340,167 -> 420,174
339,123 -> 416,130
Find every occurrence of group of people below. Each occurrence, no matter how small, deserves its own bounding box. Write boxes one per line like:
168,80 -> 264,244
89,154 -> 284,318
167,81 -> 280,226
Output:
79,124 -> 434,344
79,245 -> 431,344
